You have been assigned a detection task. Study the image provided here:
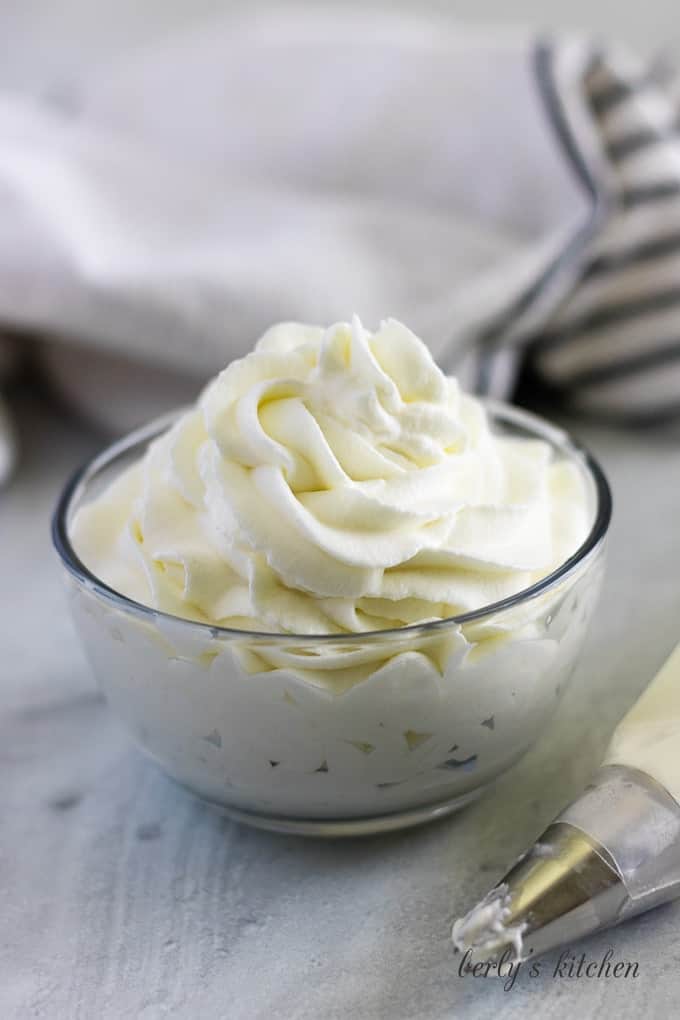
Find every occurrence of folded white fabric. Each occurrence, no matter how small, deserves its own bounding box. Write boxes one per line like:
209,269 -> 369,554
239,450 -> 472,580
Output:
0,7 -> 678,485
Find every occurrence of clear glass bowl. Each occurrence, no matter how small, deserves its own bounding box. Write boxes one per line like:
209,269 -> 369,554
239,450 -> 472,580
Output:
52,402 -> 611,836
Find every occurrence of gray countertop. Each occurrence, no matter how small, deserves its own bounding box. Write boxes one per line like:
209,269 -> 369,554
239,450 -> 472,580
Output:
3,391 -> 680,1020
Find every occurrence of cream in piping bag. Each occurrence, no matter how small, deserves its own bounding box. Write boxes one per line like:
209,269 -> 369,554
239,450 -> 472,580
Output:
603,643 -> 680,801
453,642 -> 680,964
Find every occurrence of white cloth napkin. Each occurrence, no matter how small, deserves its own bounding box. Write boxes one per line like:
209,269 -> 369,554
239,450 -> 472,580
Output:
0,7 -> 678,484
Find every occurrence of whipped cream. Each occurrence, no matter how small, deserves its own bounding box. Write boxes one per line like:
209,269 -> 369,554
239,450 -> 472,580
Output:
452,884 -> 527,961
71,317 -> 590,635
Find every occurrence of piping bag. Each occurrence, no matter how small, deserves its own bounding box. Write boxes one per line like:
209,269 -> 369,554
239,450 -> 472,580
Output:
452,642 -> 680,965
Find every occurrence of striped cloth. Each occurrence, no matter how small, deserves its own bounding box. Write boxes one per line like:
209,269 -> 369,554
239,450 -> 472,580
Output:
479,42 -> 680,424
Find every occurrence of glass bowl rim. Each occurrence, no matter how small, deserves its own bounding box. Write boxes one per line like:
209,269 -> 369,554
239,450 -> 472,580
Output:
52,399 -> 612,644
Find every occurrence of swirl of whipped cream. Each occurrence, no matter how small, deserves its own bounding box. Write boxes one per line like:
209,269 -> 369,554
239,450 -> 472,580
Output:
71,317 -> 590,634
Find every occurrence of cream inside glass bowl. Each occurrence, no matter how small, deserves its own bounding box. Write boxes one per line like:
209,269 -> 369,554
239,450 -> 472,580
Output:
52,318 -> 611,835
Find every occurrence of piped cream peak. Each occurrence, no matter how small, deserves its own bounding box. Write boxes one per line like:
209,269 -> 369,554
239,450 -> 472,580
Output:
70,318 -> 589,635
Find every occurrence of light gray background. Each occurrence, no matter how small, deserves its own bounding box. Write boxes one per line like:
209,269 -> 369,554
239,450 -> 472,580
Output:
2,3 -> 680,1019
0,0 -> 677,94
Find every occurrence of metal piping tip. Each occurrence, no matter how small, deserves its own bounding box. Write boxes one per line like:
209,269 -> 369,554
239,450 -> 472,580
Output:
453,821 -> 625,965
453,766 -> 680,967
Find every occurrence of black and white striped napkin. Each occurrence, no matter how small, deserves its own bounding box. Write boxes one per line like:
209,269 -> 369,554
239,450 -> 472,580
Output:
477,41 -> 680,424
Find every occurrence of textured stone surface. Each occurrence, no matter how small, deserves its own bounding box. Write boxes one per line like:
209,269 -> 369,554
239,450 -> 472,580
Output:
2,390 -> 680,1019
